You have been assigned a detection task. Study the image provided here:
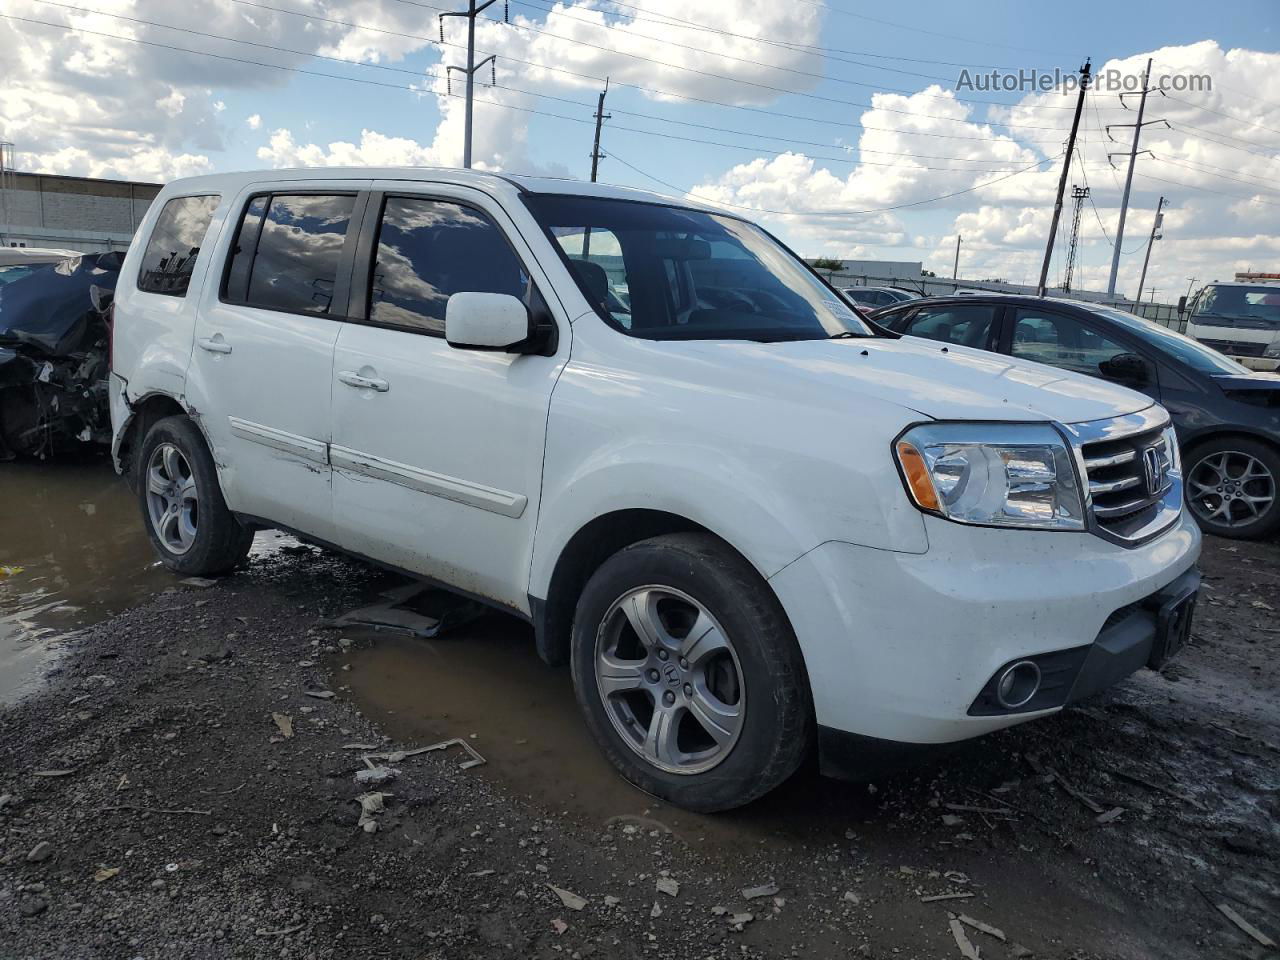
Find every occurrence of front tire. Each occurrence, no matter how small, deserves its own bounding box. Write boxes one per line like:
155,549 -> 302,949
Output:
1184,436 -> 1280,540
570,533 -> 812,812
137,415 -> 254,575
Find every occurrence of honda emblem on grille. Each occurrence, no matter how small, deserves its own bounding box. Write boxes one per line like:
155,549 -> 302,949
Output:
1142,446 -> 1166,496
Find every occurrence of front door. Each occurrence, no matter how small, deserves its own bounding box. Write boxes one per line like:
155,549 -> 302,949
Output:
188,183 -> 369,542
328,185 -> 570,612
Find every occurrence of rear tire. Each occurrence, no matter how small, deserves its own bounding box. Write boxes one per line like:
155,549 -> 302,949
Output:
137,415 -> 254,575
570,533 -> 812,812
1184,436 -> 1280,540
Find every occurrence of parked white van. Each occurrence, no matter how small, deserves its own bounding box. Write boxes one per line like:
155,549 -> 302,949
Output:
109,169 -> 1201,810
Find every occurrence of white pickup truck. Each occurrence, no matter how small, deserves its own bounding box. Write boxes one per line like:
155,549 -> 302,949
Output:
109,169 -> 1201,811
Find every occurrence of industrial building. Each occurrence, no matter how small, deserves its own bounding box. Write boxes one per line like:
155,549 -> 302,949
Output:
0,170 -> 161,253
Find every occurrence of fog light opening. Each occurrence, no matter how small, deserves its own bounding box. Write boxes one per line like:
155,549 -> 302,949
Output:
995,660 -> 1041,709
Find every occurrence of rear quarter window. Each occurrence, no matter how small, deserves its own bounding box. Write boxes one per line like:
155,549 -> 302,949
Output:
136,195 -> 220,297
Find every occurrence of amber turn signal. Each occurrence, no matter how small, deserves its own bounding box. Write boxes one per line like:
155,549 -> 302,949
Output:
896,440 -> 941,512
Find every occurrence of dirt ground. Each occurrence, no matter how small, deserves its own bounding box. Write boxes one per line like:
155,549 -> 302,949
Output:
0,533 -> 1276,960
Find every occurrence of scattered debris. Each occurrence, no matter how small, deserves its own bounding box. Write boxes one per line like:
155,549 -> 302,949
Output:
921,892 -> 975,903
1214,902 -> 1275,948
604,814 -> 673,834
727,913 -> 754,929
949,917 -> 982,960
354,761 -> 399,787
604,896 -> 621,907
272,713 -> 294,739
843,891 -> 861,905
742,881 -> 779,900
255,923 -> 307,937
327,587 -> 484,639
944,803 -> 1015,817
25,841 -> 53,863
469,869 -> 496,878
655,876 -> 680,897
303,690 -> 335,700
957,914 -> 1006,942
0,794 -> 12,810
363,738 -> 486,771
353,792 -> 391,833
32,769 -> 74,778
650,901 -> 663,919
0,565 -> 25,577
93,866 -> 121,883
1095,806 -> 1125,825
98,804 -> 211,816
341,743 -> 380,751
548,885 -> 587,911
551,918 -> 569,935
941,814 -> 965,827
1043,764 -> 1105,814
180,576 -> 218,588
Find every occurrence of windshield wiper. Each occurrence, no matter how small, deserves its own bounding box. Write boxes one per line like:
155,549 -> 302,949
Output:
828,330 -> 869,339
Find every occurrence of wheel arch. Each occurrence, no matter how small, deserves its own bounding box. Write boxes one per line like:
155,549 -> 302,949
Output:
114,391 -> 190,490
531,509 -> 793,668
1181,426 -> 1280,458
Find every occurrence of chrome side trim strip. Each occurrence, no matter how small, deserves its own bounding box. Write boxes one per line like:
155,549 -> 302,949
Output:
228,417 -> 328,465
330,444 -> 528,519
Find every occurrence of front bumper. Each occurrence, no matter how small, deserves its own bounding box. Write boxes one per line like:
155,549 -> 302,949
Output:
768,510 -> 1201,748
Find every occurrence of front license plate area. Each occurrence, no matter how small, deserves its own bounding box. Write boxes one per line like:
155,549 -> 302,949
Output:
1148,591 -> 1196,669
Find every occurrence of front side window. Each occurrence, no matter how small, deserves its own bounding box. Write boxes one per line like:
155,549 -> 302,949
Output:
1089,306 -> 1248,375
1010,309 -> 1131,376
903,304 -> 998,348
524,194 -> 869,341
368,197 -> 530,335
137,195 -> 220,296
225,193 -> 356,315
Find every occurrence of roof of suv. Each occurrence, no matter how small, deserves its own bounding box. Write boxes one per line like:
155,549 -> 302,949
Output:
158,167 -> 710,211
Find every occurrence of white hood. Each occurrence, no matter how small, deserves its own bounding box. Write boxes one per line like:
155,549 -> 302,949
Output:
699,335 -> 1156,425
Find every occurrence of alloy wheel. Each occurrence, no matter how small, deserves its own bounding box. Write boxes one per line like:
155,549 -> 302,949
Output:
594,586 -> 746,776
145,442 -> 199,555
1186,450 -> 1276,529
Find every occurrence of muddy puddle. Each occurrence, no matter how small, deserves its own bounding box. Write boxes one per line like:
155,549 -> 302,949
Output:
0,458 -> 293,704
338,616 -> 954,849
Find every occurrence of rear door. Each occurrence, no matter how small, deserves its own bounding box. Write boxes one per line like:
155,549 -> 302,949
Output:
186,182 -> 369,541
327,183 -> 569,612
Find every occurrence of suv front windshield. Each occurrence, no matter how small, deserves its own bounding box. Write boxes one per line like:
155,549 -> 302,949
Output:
1193,284 -> 1280,329
523,194 -> 871,341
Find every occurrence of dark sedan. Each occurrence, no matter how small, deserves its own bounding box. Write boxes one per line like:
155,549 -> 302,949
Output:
873,295 -> 1280,540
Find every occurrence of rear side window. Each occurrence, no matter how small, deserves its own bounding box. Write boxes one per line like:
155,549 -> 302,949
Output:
368,197 -> 530,335
902,304 -> 998,348
224,193 -> 356,315
136,195 -> 220,297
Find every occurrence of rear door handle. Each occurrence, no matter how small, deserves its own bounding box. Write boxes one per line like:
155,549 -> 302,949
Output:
197,336 -> 232,355
338,371 -> 390,393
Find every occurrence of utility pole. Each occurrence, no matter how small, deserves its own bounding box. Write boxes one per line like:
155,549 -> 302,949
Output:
1037,59 -> 1091,299
952,234 -> 961,281
1105,58 -> 1168,296
590,79 -> 610,182
1063,185 -> 1089,293
1135,195 -> 1165,305
439,0 -> 503,169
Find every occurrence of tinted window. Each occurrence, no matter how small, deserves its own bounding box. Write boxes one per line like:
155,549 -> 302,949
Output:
903,304 -> 998,348
369,197 -> 530,334
1011,309 -> 1131,376
137,195 -> 220,296
525,194 -> 870,341
226,194 -> 355,315
1089,306 -> 1248,375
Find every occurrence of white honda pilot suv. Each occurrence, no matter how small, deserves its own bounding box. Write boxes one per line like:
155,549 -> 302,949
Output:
110,168 -> 1201,811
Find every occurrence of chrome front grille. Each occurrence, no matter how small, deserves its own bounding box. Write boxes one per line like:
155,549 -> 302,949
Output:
1063,406 -> 1182,545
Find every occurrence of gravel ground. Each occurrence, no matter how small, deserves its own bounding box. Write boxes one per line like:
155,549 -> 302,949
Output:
0,534 -> 1276,960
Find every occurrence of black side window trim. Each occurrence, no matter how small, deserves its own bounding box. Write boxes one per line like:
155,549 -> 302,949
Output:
135,193 -> 221,298
346,191 -> 553,342
217,189 -> 368,321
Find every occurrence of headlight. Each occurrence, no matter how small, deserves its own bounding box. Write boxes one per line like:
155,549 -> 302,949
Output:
894,423 -> 1085,530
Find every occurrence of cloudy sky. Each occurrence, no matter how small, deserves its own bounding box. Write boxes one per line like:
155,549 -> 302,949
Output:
1,0 -> 1278,300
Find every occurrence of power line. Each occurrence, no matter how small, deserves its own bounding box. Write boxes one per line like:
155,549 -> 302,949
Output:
1133,170 -> 1280,208
381,0 -> 1083,128
1153,155 -> 1280,194
222,0 -> 1079,144
1160,92 -> 1280,139
605,149 -> 1058,217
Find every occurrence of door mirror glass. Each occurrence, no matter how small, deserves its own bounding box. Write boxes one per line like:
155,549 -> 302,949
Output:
1098,352 -> 1149,383
445,292 -> 531,350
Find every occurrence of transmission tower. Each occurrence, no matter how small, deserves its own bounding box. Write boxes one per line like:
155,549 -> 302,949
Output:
1063,185 -> 1088,294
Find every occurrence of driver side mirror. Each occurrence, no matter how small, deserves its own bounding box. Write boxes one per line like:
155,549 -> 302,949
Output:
445,292 -> 532,352
1099,352 -> 1148,384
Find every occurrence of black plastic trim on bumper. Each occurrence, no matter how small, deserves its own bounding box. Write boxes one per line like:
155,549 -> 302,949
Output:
816,726 -> 954,782
966,565 -> 1201,717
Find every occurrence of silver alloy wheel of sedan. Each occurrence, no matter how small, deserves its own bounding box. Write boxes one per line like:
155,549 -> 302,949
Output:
145,442 -> 199,555
594,585 -> 746,776
1187,449 -> 1277,529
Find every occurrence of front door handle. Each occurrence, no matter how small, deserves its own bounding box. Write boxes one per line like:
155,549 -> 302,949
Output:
338,370 -> 390,393
197,335 -> 232,355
